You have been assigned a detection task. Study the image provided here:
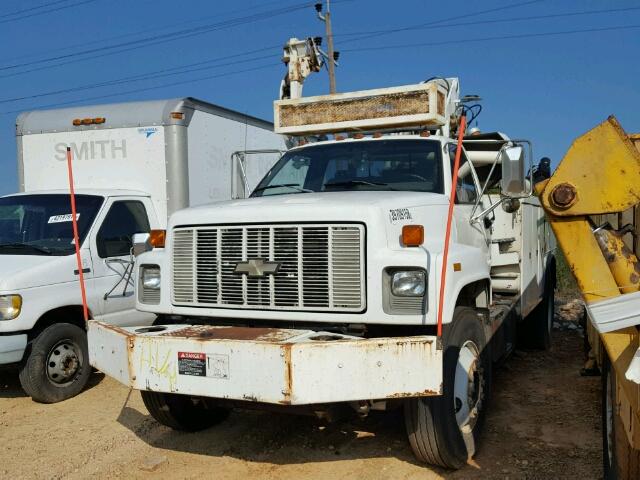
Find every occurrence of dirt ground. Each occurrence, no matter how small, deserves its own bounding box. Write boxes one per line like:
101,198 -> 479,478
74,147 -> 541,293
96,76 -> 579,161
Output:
0,300 -> 602,480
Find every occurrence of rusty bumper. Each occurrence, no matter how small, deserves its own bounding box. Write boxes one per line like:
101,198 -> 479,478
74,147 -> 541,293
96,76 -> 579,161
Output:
87,321 -> 443,405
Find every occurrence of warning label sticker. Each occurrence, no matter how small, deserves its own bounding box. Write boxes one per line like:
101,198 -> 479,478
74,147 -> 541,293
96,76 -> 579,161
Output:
177,352 -> 229,379
206,354 -> 229,379
178,352 -> 206,377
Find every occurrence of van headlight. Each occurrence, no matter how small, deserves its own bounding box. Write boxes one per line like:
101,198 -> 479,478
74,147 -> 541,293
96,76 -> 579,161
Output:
141,266 -> 161,290
0,295 -> 22,321
391,270 -> 426,297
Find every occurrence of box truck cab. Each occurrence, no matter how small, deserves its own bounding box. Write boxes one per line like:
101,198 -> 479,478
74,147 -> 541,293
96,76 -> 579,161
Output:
0,98 -> 284,403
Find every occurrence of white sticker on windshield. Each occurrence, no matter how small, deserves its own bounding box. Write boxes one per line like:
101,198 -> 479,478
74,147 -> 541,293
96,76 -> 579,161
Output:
48,214 -> 80,224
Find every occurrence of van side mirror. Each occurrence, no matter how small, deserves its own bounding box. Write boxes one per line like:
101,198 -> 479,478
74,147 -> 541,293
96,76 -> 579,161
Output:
132,232 -> 152,257
500,146 -> 527,197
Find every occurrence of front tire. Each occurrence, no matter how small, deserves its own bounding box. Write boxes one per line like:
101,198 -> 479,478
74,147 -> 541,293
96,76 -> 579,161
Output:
141,390 -> 229,431
405,307 -> 492,469
19,323 -> 91,403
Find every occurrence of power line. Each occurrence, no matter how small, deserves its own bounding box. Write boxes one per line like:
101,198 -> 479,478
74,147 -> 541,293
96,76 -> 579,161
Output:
334,6 -> 640,38
0,0 -> 98,24
341,24 -> 640,52
0,1 -> 326,72
0,62 -> 282,116
0,50 -> 281,104
6,21 -> 635,115
337,0 -> 549,46
0,0 -> 302,64
0,0 -> 73,19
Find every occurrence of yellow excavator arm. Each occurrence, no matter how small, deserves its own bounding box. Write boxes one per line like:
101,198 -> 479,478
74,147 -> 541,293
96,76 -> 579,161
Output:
538,117 -> 640,454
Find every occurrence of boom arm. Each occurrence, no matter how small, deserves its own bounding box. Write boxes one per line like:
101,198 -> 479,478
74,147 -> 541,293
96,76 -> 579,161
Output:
538,116 -> 640,450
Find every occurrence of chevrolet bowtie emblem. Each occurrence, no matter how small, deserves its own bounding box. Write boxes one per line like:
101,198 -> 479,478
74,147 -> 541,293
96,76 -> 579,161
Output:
234,258 -> 281,278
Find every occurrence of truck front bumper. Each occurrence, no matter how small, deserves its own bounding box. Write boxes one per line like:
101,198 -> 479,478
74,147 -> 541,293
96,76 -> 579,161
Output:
88,321 -> 443,405
0,333 -> 27,364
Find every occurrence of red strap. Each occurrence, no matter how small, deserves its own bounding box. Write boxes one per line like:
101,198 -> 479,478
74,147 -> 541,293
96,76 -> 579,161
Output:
66,147 -> 89,322
437,115 -> 467,338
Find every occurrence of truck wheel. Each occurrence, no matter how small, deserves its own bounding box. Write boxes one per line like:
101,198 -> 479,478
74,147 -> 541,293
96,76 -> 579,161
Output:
520,276 -> 554,350
404,307 -> 491,469
602,357 -> 640,479
141,390 -> 229,432
18,323 -> 91,403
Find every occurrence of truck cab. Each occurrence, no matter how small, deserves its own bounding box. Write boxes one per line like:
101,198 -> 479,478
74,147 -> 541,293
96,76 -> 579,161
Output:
0,189 -> 158,402
89,58 -> 555,469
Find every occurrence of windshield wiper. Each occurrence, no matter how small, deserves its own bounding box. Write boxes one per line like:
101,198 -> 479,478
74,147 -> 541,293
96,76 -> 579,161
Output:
0,243 -> 53,255
324,180 -> 397,190
252,183 -> 313,194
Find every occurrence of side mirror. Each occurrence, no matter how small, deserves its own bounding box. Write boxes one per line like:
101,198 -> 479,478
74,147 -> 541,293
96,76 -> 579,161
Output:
132,232 -> 152,257
500,146 -> 527,197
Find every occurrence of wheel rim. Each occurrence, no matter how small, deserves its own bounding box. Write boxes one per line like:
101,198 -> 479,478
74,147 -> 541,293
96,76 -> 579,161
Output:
605,369 -> 614,468
46,339 -> 83,386
454,340 -> 483,432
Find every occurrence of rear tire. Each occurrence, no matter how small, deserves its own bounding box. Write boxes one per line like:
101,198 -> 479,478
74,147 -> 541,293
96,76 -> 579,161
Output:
19,323 -> 91,403
520,274 -> 554,350
602,356 -> 640,479
141,390 -> 229,432
404,307 -> 492,469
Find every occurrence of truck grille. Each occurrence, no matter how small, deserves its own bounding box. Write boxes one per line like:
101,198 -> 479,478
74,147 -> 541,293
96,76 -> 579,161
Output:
172,224 -> 365,312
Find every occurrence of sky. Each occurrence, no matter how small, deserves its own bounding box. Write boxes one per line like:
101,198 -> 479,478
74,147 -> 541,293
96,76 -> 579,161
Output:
0,0 -> 638,195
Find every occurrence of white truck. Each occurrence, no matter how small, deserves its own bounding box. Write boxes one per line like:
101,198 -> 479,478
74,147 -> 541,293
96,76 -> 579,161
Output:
0,98 -> 284,403
88,40 -> 555,468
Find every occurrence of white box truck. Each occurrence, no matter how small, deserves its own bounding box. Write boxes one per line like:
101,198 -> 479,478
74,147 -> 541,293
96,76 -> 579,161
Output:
88,40 -> 556,469
0,97 -> 284,403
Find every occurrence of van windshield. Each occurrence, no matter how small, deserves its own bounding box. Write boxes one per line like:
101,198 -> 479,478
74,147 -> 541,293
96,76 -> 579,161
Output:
0,194 -> 104,256
251,139 -> 444,197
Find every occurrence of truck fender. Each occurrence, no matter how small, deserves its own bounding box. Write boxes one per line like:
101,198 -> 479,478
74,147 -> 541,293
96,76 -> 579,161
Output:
30,305 -> 92,339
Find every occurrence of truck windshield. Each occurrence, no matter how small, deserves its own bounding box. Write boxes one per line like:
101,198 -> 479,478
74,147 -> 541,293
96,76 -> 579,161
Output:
252,139 -> 444,197
0,194 -> 104,256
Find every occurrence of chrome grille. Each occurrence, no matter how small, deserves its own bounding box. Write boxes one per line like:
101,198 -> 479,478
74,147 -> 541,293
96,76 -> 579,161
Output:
173,229 -> 194,303
172,224 -> 365,312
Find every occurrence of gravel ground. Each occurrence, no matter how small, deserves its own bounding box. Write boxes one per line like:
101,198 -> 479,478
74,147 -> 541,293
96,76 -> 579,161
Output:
0,299 -> 602,479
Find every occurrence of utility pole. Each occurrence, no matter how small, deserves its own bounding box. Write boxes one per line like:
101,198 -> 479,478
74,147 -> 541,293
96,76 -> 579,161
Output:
316,1 -> 337,93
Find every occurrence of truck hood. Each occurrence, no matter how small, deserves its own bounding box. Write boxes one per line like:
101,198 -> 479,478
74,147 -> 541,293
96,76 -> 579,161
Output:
170,191 -> 449,227
0,254 -> 75,291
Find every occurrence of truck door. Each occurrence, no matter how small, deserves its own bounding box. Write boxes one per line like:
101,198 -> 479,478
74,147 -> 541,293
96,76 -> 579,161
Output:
449,145 -> 491,263
88,197 -> 156,326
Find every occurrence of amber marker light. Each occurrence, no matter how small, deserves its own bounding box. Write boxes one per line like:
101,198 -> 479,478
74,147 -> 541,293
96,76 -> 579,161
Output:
402,225 -> 424,247
150,230 -> 166,248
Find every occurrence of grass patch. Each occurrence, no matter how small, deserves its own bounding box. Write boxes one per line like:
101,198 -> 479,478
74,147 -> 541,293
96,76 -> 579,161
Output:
556,248 -> 580,298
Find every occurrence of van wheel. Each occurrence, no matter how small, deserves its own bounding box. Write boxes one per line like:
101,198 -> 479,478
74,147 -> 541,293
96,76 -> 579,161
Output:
404,307 -> 491,469
602,356 -> 640,479
520,275 -> 554,350
19,323 -> 91,403
141,390 -> 229,431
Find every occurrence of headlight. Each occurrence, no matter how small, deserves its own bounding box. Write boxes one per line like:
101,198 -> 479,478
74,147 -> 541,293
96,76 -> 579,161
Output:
391,271 -> 426,297
142,266 -> 161,290
0,295 -> 22,321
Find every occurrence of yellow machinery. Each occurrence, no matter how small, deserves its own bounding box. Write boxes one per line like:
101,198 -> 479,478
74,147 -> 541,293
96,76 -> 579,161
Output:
538,117 -> 640,478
